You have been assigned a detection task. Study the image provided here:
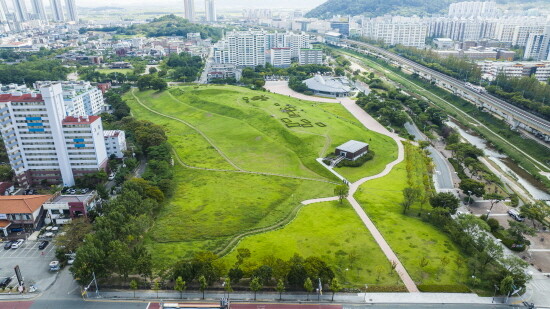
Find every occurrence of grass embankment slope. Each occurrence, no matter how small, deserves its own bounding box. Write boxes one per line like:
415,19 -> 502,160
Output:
125,85 -> 397,280
355,145 -> 469,286
225,200 -> 403,288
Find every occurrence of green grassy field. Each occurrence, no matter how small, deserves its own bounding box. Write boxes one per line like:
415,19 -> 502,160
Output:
124,85 -> 398,277
224,200 -> 403,287
355,155 -> 468,285
97,68 -> 133,74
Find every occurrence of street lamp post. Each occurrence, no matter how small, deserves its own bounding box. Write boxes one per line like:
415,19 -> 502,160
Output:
467,190 -> 472,212
492,284 -> 498,303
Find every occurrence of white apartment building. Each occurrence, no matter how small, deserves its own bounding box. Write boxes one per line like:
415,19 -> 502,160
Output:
184,0 -> 195,22
427,17 -> 496,42
283,32 -> 311,58
215,31 -> 314,67
362,17 -> 427,48
0,83 -> 107,187
205,0 -> 216,22
269,48 -> 291,67
103,130 -> 127,159
448,1 -> 499,18
65,0 -> 78,22
478,61 -> 550,82
62,115 -> 107,180
524,27 -> 550,61
35,81 -> 104,116
299,48 -> 323,65
51,0 -> 64,22
494,17 -> 548,46
227,31 -> 267,67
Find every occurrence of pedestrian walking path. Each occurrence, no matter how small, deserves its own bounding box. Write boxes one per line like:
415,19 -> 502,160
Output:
337,99 -> 418,292
264,81 -> 340,103
281,84 -> 417,292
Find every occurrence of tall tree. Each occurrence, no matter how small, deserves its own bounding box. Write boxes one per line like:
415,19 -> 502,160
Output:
130,279 -> 138,298
199,275 -> 208,300
329,277 -> 342,302
334,184 -> 349,204
223,277 -> 232,298
429,192 -> 460,215
174,276 -> 186,299
249,277 -> 262,301
276,279 -> 285,301
401,187 -> 420,214
304,277 -> 314,301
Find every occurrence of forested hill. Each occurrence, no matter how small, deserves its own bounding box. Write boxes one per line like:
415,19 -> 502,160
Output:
304,0 -> 545,19
82,15 -> 223,41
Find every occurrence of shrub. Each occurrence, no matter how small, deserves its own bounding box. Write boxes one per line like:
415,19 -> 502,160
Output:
366,285 -> 408,292
486,218 -> 500,232
336,151 -> 375,168
417,284 -> 471,293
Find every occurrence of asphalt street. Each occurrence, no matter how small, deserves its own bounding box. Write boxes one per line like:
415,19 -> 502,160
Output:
403,122 -> 454,191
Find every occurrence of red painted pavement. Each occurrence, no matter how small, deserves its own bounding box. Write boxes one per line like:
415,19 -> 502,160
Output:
0,301 -> 33,309
148,303 -> 161,309
232,304 -> 342,309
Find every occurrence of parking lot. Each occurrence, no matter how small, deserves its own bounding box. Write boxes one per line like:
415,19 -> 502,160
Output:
0,239 -> 58,292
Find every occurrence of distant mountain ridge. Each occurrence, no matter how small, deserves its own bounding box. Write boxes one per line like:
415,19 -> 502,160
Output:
304,0 -> 546,19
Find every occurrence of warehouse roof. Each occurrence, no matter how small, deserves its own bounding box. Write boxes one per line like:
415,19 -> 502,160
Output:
336,140 -> 369,153
304,75 -> 351,93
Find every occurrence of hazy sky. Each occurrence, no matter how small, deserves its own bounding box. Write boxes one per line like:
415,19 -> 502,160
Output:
76,0 -> 326,9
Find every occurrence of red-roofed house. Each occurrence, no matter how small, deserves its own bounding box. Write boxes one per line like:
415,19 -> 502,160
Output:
0,195 -> 53,235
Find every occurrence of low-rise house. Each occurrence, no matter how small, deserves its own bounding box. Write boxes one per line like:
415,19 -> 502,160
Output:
43,191 -> 97,225
0,195 -> 53,235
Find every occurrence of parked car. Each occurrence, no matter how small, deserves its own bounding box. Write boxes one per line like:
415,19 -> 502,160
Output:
3,241 -> 13,250
80,188 -> 89,194
507,209 -> 525,222
49,260 -> 60,271
68,189 -> 77,195
0,277 -> 12,288
108,173 -> 115,181
38,240 -> 49,250
11,239 -> 24,249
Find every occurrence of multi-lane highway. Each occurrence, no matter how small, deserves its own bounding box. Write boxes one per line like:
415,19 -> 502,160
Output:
341,39 -> 550,141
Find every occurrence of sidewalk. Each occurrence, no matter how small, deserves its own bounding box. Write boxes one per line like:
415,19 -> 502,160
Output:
92,290 -> 498,305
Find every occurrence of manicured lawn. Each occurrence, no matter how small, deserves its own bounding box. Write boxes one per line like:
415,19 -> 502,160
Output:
354,159 -> 469,285
223,200 -> 403,287
97,68 -> 133,74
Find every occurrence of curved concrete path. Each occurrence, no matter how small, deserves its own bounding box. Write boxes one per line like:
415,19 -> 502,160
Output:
339,100 -> 418,293
264,81 -> 340,103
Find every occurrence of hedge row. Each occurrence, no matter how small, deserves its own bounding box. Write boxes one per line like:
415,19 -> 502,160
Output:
417,284 -> 471,293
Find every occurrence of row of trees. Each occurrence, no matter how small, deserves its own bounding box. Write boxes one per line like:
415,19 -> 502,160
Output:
390,45 -> 482,84
487,74 -> 550,120
166,249 -> 342,300
68,102 -> 175,284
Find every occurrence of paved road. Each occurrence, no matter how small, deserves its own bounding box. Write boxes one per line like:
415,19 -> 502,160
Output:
403,122 -> 454,191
